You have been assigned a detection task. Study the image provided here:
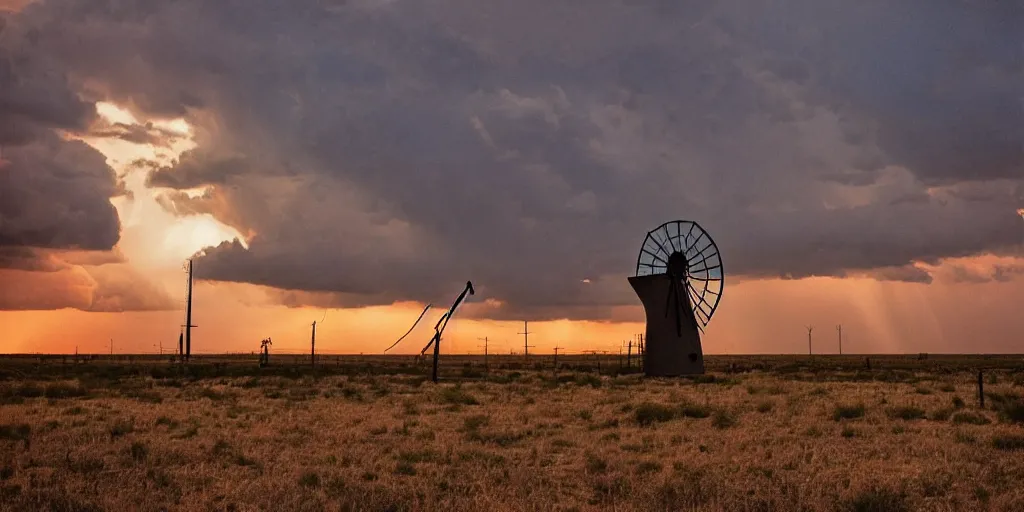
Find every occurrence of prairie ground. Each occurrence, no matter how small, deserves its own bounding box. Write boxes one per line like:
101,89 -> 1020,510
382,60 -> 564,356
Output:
1,355 -> 1023,511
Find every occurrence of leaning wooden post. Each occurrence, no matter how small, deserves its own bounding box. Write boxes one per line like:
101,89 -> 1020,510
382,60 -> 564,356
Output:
978,370 -> 984,408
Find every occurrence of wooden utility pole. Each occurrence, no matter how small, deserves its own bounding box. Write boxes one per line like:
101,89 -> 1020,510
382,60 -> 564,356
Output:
519,321 -> 533,362
477,337 -> 489,371
638,333 -> 644,369
806,325 -> 813,355
183,259 -> 197,362
310,321 -> 317,367
837,324 -> 842,355
627,340 -> 633,368
553,346 -> 563,369
109,338 -> 113,356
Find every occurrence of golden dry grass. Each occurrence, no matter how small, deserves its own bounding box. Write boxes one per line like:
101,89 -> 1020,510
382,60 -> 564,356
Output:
2,359 -> 1024,511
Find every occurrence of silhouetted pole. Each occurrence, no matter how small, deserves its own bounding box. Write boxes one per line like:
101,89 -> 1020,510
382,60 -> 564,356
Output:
310,321 -> 316,368
638,333 -> 644,369
431,332 -> 441,383
978,371 -> 985,408
185,260 -> 194,362
519,321 -> 533,362
837,325 -> 843,355
627,340 -> 633,368
553,346 -> 562,369
806,325 -> 813,355
109,338 -> 113,356
477,337 -> 489,371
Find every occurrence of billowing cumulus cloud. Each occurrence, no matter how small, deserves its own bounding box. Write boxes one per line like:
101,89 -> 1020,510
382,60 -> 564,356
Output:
0,7 -> 178,312
6,0 -> 1022,320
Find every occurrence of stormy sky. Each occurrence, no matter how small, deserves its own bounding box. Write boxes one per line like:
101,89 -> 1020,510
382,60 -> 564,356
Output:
0,0 -> 1021,321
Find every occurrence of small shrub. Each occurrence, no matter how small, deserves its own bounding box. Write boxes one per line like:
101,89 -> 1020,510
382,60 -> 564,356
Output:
462,414 -> 489,432
951,396 -> 965,409
913,386 -> 933,395
951,412 -> 990,425
130,442 -> 148,462
711,410 -> 737,429
996,402 -> 1024,424
634,403 -> 675,426
841,486 -> 908,512
577,410 -> 593,421
833,403 -> 866,421
0,424 -> 30,442
298,471 -> 321,487
887,406 -> 926,421
109,420 -> 134,439
938,383 -> 956,393
394,462 -> 417,476
756,400 -> 774,413
677,402 -> 712,419
439,386 -> 479,406
211,440 -> 232,457
841,426 -> 856,438
991,434 -> 1024,451
575,373 -> 602,388
585,453 -> 607,474
635,461 -> 662,474
929,408 -> 952,421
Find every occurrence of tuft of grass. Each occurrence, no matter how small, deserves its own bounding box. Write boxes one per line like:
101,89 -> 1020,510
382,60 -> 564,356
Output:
756,400 -> 774,413
841,486 -> 909,512
298,471 -> 321,488
634,403 -> 675,426
929,408 -> 953,421
394,462 -> 417,476
711,410 -> 737,429
438,386 -> 479,406
951,396 -> 966,409
0,424 -> 31,442
886,406 -> 926,421
991,434 -> 1024,451
635,460 -> 662,474
995,401 -> 1024,424
129,442 -> 148,462
585,453 -> 608,474
841,426 -> 857,438
109,419 -> 134,439
951,412 -> 990,425
833,403 -> 866,421
462,414 -> 490,432
677,402 -> 712,419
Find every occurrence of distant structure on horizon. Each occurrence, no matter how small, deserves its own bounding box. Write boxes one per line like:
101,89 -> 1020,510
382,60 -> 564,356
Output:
628,220 -> 724,376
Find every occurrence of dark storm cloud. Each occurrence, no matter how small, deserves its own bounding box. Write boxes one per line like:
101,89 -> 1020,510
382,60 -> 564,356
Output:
0,133 -> 120,250
7,0 -> 1021,319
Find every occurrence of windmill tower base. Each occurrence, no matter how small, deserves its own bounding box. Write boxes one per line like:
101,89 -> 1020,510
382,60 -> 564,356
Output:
629,275 -> 705,376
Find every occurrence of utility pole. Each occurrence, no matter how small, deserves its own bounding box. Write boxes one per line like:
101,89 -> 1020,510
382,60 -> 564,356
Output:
837,324 -> 843,355
183,259 -> 197,362
519,321 -> 533,362
311,321 -> 317,368
109,338 -> 113,356
638,333 -> 644,369
806,325 -> 813,355
627,340 -> 633,368
477,337 -> 489,371
553,346 -> 563,369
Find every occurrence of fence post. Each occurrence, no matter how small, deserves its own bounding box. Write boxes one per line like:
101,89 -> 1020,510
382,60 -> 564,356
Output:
978,370 -> 984,408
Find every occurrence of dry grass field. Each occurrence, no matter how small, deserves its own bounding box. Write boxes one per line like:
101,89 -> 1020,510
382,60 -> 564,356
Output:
2,355 -> 1024,511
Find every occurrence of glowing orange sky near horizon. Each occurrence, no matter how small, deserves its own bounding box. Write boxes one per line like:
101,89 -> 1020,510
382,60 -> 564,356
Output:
2,103 -> 1023,356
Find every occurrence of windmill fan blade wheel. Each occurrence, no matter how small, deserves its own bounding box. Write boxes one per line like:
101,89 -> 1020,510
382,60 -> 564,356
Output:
635,220 -> 724,328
